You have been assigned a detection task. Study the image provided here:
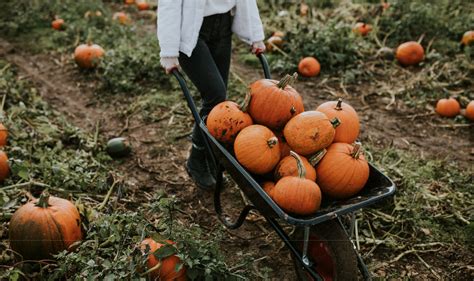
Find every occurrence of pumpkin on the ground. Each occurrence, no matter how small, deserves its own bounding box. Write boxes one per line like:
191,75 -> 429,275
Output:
298,57 -> 320,77
140,238 -> 187,281
352,22 -> 372,36
463,101 -> 474,121
234,125 -> 280,175
316,98 -> 360,143
274,154 -> 316,182
0,123 -> 8,147
52,18 -> 65,30
396,41 -> 424,66
9,191 -> 82,260
316,142 -> 369,199
248,73 -> 304,130
283,111 -> 340,156
74,43 -> 105,69
435,97 -> 460,118
106,137 -> 131,157
137,1 -> 150,11
461,31 -> 474,46
113,12 -> 131,25
272,152 -> 322,215
0,150 -> 9,181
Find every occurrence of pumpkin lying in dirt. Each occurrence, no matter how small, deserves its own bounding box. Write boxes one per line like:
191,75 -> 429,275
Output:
396,41 -> 424,66
0,123 -> 8,147
298,57 -> 320,77
352,22 -> 372,36
74,43 -> 105,69
140,238 -> 186,281
52,18 -> 65,30
0,150 -> 9,181
435,97 -> 460,118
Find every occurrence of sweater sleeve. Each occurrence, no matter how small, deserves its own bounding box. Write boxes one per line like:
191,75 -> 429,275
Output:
157,0 -> 182,57
248,0 -> 265,43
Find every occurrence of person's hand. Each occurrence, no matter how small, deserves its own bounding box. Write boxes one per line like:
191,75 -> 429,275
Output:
160,57 -> 179,74
251,41 -> 266,55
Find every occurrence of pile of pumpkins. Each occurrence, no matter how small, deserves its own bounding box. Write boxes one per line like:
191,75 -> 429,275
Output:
207,74 -> 369,216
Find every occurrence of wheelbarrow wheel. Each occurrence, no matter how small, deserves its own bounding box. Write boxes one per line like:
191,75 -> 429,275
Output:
292,219 -> 358,281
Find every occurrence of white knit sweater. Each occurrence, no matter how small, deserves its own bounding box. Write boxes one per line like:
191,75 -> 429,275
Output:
204,0 -> 236,17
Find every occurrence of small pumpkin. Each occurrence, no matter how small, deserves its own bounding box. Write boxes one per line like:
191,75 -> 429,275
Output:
140,238 -> 186,281
249,73 -> 304,130
464,101 -> 474,121
283,111 -> 340,156
396,41 -> 424,66
461,31 -> 474,46
113,12 -> 131,25
234,125 -> 280,175
106,137 -> 131,157
316,98 -> 360,144
272,152 -> 322,215
125,0 -> 135,4
300,3 -> 309,16
274,154 -> 316,182
316,142 -> 369,199
74,43 -> 105,69
273,130 -> 291,159
435,97 -> 460,118
136,1 -> 150,11
266,36 -> 283,52
51,18 -> 65,31
298,57 -> 320,77
352,22 -> 372,36
262,181 -> 276,198
206,94 -> 253,145
9,191 -> 82,260
0,123 -> 8,147
0,150 -> 9,181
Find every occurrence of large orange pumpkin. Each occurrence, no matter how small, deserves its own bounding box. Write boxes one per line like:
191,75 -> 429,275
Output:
283,111 -> 340,156
74,43 -> 105,69
396,41 -> 424,66
274,154 -> 316,182
435,97 -> 460,118
0,150 -> 9,181
9,191 -> 82,260
298,57 -> 320,77
352,22 -> 372,36
461,31 -> 474,46
273,130 -> 291,159
206,96 -> 253,145
51,18 -> 65,31
464,101 -> 474,121
248,73 -> 304,130
272,152 -> 322,215
0,123 -> 8,147
234,125 -> 280,175
140,238 -> 187,281
316,143 -> 369,199
316,98 -> 360,143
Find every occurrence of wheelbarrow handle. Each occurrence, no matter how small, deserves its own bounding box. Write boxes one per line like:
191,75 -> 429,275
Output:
257,53 -> 272,79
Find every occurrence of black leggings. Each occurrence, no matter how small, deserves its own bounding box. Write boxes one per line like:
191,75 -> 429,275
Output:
179,12 -> 233,148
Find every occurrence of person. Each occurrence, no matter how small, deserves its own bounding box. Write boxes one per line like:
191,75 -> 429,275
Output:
157,0 -> 266,190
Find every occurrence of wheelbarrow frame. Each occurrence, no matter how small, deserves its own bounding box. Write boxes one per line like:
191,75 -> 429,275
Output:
171,54 -> 395,280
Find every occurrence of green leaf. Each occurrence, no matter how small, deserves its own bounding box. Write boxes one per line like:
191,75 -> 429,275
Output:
153,244 -> 177,259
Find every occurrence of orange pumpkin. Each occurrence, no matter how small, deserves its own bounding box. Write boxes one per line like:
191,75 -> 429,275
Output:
298,57 -> 320,77
396,41 -> 424,66
272,152 -> 322,215
0,150 -> 9,181
435,97 -> 460,118
140,238 -> 186,281
206,95 -> 253,145
464,101 -> 474,121
51,18 -> 65,31
274,154 -> 316,182
352,22 -> 372,36
461,31 -> 474,46
248,73 -> 304,130
300,3 -> 309,16
273,131 -> 291,159
316,143 -> 369,199
113,12 -> 131,25
234,125 -> 280,175
0,123 -> 8,147
316,98 -> 360,143
262,181 -> 276,198
9,191 -> 82,260
137,1 -> 150,11
74,43 -> 105,69
266,36 -> 283,52
125,0 -> 135,4
283,111 -> 340,156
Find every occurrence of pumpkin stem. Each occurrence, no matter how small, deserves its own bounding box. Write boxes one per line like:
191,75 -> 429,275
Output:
335,98 -> 343,110
35,190 -> 51,208
351,142 -> 363,159
240,92 -> 251,113
277,72 -> 298,89
330,117 -> 341,128
267,137 -> 278,148
290,151 -> 306,179
309,149 -> 327,167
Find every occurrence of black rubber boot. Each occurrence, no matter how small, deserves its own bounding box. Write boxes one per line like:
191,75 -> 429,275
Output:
185,144 -> 216,190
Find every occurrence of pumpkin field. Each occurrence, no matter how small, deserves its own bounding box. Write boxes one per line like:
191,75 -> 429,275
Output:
0,0 -> 473,280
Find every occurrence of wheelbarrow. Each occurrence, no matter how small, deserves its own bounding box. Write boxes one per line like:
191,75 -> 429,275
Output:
171,53 -> 396,281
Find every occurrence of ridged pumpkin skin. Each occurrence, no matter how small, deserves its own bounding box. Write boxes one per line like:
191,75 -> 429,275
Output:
248,74 -> 304,130
274,155 -> 316,182
352,22 -> 372,36
283,111 -> 339,156
9,192 -> 82,260
0,150 -> 9,181
465,101 -> 474,121
262,181 -> 275,198
272,152 -> 322,215
273,130 -> 291,159
435,98 -> 460,118
298,57 -> 320,77
396,41 -> 424,66
316,143 -> 369,199
51,19 -> 64,30
74,43 -> 105,69
461,31 -> 474,46
140,238 -> 187,281
316,99 -> 360,143
234,125 -> 280,175
206,100 -> 253,145
0,123 -> 8,146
